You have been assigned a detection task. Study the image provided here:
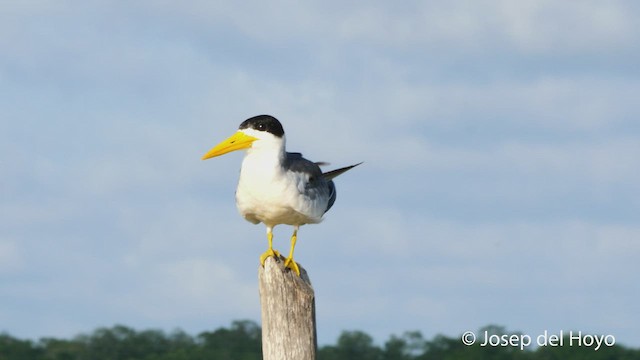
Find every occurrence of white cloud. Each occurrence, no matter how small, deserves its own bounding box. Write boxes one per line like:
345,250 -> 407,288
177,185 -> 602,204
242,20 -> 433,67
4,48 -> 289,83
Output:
111,257 -> 259,322
0,239 -> 22,274
498,0 -> 635,53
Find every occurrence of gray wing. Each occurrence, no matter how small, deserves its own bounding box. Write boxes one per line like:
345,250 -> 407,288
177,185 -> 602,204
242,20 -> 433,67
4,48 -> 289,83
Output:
284,152 -> 336,213
284,152 -> 323,178
285,154 -> 361,214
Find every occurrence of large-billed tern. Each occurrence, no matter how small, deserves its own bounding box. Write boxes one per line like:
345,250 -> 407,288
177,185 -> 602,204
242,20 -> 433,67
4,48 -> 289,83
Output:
202,115 -> 361,276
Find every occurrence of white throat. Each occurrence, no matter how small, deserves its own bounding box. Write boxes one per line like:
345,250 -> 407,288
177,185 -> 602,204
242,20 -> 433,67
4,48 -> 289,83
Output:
239,132 -> 286,187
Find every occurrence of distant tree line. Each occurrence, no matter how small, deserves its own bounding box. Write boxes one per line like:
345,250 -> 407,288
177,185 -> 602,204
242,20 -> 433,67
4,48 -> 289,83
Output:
1,321 -> 638,360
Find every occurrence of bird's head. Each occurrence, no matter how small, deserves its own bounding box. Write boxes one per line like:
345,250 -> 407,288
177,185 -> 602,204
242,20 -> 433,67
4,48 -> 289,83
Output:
201,115 -> 285,160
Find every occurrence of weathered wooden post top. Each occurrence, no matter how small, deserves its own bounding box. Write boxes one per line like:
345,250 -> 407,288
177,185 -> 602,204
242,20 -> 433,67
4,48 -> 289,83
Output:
259,256 -> 316,360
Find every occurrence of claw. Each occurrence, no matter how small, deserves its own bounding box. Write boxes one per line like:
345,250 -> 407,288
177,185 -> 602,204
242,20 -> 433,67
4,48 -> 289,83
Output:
283,257 -> 300,276
260,248 -> 281,265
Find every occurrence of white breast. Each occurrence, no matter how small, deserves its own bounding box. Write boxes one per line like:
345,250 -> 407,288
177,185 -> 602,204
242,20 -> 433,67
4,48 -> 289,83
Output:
235,146 -> 327,227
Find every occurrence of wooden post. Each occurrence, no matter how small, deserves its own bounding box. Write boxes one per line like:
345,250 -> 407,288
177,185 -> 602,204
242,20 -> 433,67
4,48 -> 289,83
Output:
259,256 -> 317,360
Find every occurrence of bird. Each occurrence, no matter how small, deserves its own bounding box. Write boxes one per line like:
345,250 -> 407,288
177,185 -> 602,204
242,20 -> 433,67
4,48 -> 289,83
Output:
201,115 -> 361,276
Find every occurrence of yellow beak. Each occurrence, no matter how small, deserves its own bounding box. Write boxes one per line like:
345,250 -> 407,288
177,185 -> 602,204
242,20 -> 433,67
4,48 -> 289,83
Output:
201,131 -> 258,160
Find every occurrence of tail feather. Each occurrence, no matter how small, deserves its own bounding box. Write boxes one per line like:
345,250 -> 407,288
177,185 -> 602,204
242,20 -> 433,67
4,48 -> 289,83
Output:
322,162 -> 363,181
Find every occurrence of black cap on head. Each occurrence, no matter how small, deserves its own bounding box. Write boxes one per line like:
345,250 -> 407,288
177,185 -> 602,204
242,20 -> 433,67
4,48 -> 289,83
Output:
239,115 -> 285,138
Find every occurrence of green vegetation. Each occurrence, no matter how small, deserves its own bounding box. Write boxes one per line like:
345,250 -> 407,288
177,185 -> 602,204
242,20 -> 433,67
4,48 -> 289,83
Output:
1,322 -> 638,360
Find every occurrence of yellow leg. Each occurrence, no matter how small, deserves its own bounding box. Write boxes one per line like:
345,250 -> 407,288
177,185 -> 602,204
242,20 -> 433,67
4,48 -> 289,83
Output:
259,227 -> 280,265
283,227 -> 300,276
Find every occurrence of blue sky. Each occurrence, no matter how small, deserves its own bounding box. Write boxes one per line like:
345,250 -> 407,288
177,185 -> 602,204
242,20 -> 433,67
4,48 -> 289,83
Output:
1,0 -> 639,348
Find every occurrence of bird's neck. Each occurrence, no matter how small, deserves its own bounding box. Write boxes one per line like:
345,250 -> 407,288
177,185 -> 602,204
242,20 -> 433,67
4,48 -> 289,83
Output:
241,137 -> 287,177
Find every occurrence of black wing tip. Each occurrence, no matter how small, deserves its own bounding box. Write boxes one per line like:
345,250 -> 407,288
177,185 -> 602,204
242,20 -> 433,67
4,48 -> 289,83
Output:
322,161 -> 363,181
339,161 -> 364,171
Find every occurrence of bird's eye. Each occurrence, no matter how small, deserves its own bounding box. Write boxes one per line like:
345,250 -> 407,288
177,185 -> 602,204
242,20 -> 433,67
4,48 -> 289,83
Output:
257,123 -> 265,130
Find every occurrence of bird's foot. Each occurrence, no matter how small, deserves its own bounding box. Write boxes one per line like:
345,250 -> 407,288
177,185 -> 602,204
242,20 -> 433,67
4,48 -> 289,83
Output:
259,249 -> 281,266
283,257 -> 300,276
